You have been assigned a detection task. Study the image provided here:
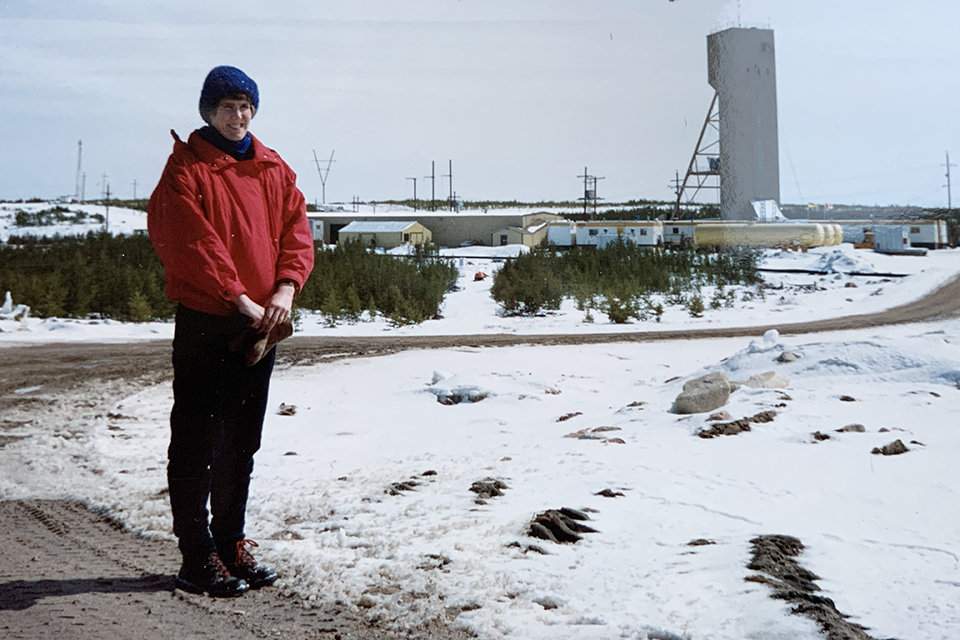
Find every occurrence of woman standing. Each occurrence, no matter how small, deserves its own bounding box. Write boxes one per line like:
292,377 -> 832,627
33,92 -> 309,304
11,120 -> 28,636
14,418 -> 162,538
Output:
148,66 -> 314,597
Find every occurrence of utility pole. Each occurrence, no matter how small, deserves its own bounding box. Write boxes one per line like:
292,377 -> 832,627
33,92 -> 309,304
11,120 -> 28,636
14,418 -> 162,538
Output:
578,166 -> 590,217
406,177 -> 418,210
131,179 -> 138,200
442,160 -> 453,211
591,175 -> 605,219
670,170 -> 683,219
312,150 -> 335,205
425,161 -> 436,211
944,151 -> 956,210
104,182 -> 111,234
75,140 -> 83,200
577,167 -> 602,219
101,172 -> 109,200
81,172 -> 86,203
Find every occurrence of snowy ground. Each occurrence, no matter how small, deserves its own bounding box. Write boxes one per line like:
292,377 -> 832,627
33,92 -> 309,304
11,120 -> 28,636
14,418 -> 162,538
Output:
0,201 -> 148,242
2,207 -> 960,638
2,322 -> 959,639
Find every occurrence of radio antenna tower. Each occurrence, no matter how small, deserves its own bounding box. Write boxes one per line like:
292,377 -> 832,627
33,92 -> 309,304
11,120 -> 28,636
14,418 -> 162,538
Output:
312,150 -> 335,204
75,140 -> 83,200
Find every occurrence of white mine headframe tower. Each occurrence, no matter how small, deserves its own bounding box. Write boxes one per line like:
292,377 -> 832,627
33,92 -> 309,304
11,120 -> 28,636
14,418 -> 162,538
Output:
710,27 -> 780,220
675,28 -> 781,221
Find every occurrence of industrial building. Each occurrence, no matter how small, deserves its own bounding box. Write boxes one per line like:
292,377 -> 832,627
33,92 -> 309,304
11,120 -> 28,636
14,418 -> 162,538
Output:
674,27 -> 781,222
307,210 -> 562,247
491,222 -> 549,247
336,221 -> 431,248
545,221 -> 664,248
709,27 -> 781,220
833,220 -> 949,249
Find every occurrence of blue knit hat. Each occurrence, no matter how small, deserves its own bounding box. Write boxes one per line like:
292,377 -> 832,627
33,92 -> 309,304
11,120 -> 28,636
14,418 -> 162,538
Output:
199,65 -> 259,122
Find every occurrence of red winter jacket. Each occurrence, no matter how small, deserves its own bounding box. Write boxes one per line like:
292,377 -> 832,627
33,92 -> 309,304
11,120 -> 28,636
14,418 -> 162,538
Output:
148,130 -> 314,316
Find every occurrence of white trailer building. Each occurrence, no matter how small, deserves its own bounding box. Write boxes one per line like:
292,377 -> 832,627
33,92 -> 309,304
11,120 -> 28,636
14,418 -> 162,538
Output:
575,221 -> 663,248
546,221 -> 577,247
835,220 -> 948,249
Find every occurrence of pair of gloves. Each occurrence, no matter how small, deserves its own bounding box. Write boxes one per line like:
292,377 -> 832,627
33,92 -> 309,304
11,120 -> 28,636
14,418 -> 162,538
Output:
227,320 -> 294,366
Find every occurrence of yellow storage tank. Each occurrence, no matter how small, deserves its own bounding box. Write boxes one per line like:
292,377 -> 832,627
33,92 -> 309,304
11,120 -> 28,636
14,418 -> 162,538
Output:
694,223 -> 828,248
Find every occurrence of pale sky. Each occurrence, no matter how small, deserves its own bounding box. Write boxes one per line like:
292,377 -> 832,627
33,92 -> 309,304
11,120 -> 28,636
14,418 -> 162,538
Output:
1,0 -> 958,207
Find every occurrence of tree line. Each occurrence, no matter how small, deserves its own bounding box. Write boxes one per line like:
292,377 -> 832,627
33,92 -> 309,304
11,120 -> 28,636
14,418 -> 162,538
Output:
0,233 -> 458,325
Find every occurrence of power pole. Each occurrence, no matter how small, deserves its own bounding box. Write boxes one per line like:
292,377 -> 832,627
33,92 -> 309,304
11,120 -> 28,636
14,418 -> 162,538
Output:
425,161 -> 436,211
578,166 -> 590,217
442,159 -> 453,211
81,172 -> 86,203
406,177 -> 418,210
312,150 -> 335,205
591,175 -> 605,219
945,151 -> 956,210
104,182 -> 111,234
131,179 -> 138,200
670,170 -> 683,218
577,167 -> 602,219
75,140 -> 83,200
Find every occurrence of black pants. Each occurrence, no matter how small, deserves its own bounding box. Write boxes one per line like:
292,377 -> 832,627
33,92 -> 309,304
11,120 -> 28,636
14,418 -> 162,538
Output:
168,305 -> 276,563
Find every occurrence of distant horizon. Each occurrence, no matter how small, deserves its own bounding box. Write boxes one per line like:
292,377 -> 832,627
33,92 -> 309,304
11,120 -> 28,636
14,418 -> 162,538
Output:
1,195 -> 950,213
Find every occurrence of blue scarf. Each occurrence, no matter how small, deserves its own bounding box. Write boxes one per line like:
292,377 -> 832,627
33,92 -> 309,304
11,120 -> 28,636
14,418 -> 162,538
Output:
199,126 -> 253,160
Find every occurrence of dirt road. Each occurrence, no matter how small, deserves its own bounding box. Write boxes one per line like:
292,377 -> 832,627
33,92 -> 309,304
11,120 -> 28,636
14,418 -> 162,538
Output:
2,273 -> 959,639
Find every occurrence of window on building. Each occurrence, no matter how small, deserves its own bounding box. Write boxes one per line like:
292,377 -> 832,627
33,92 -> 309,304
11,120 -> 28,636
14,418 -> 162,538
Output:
500,235 -> 508,246
589,229 -> 599,237
640,229 -> 647,236
403,233 -> 410,242
910,227 -> 920,234
672,227 -> 679,234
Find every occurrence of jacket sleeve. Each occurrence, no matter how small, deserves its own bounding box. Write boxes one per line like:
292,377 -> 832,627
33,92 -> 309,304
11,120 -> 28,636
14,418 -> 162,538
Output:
274,163 -> 315,292
147,155 -> 247,303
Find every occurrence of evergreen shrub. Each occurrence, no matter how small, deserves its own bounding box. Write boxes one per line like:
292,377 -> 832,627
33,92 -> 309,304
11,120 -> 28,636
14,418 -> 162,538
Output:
490,239 -> 761,321
297,241 -> 459,325
0,232 -> 173,321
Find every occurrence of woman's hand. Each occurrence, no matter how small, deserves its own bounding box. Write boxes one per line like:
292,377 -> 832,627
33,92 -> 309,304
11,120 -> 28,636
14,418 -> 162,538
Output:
234,294 -> 266,328
259,283 -> 295,333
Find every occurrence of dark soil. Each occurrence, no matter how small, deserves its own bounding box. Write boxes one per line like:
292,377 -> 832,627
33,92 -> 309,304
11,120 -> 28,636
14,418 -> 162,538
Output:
745,534 -> 897,640
698,410 -> 778,438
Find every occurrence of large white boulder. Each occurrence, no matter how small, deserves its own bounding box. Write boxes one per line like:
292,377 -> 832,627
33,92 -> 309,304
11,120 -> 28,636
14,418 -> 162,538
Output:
675,372 -> 732,414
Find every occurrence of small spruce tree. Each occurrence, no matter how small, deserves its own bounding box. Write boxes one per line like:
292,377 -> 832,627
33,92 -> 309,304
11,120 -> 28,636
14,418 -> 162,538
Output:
127,290 -> 153,322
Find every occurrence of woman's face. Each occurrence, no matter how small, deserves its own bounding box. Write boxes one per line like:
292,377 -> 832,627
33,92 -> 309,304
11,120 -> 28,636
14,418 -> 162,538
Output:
210,97 -> 253,142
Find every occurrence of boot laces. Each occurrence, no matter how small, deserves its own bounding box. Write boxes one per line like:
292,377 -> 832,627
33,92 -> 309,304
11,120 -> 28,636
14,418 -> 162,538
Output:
207,552 -> 232,579
235,538 -> 260,568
